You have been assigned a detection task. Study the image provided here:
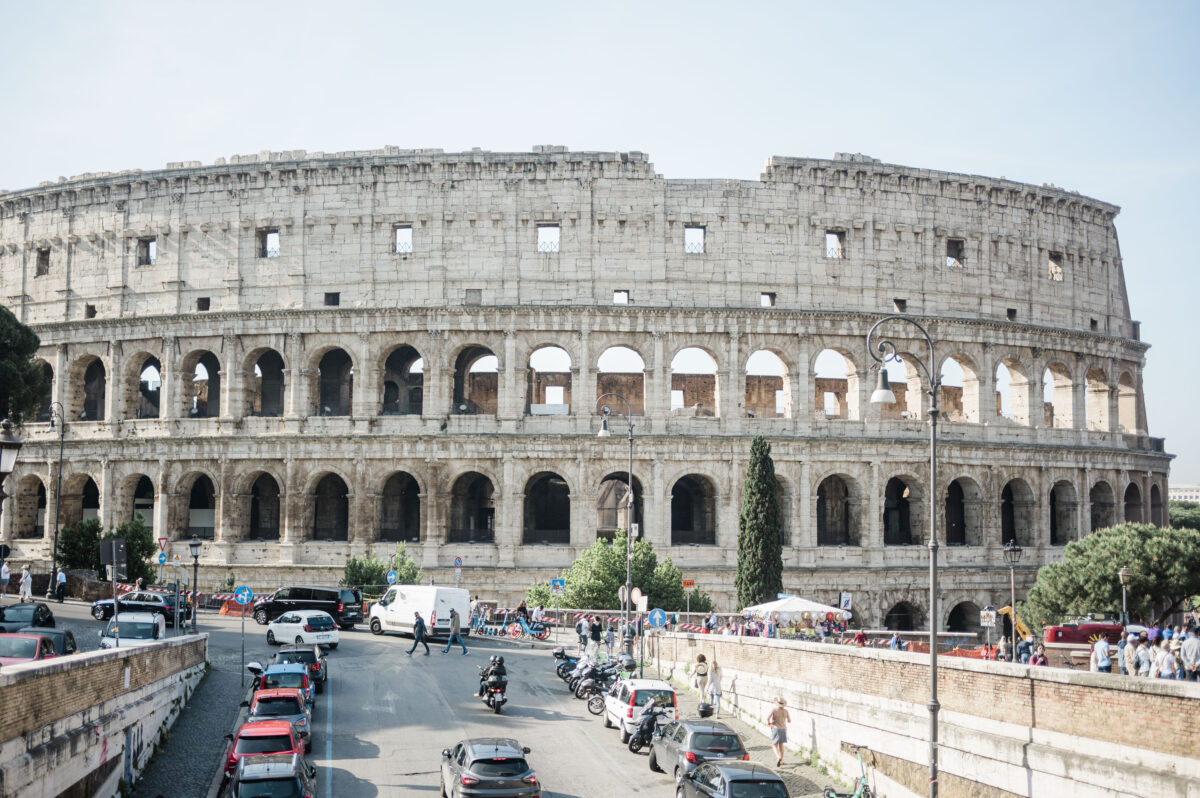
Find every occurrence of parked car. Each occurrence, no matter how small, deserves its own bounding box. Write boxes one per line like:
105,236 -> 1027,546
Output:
266,610 -> 340,649
272,645 -> 328,692
440,738 -> 540,798
0,633 -> 59,665
603,678 -> 678,743
229,752 -> 318,798
242,688 -> 311,752
677,761 -> 789,798
98,612 -> 167,649
649,719 -> 749,783
248,662 -> 315,708
253,586 -> 361,629
223,720 -> 303,778
91,591 -> 191,626
0,601 -> 55,632
18,626 -> 77,656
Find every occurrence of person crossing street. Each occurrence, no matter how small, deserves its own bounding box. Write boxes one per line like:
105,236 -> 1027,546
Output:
407,611 -> 431,656
442,608 -> 468,655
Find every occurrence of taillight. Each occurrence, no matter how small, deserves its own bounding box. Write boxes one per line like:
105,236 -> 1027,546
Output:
685,752 -> 697,763
312,662 -> 321,671
743,752 -> 751,760
461,775 -> 479,785
673,694 -> 678,711
523,774 -> 539,784
304,624 -> 313,632
337,602 -> 343,613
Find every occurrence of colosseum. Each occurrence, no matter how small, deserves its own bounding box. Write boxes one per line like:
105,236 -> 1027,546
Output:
0,146 -> 1171,629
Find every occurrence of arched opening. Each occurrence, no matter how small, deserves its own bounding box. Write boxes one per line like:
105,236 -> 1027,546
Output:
380,472 -> 421,542
448,472 -> 495,543
250,350 -> 285,417
945,480 -> 966,546
188,475 -> 216,539
317,349 -> 354,416
526,346 -> 572,415
940,355 -> 979,423
816,475 -> 859,546
813,349 -> 858,419
13,476 -> 47,539
1089,481 -> 1117,532
745,350 -> 789,418
670,348 -> 719,417
1085,367 -> 1110,431
248,474 -> 281,540
884,477 -> 915,545
1150,484 -> 1164,527
1043,363 -> 1074,428
884,602 -> 921,631
1117,372 -> 1137,432
81,477 -> 100,523
452,346 -> 498,415
597,346 -> 645,414
1050,480 -> 1078,545
597,473 -> 644,541
382,346 -> 424,416
58,474 -> 98,529
947,601 -> 983,635
132,475 -> 155,531
133,357 -> 162,419
1001,479 -> 1035,547
522,472 -> 571,544
671,475 -> 717,545
81,358 -> 106,421
313,474 -> 349,541
1123,483 -> 1143,523
181,352 -> 221,418
37,362 -> 53,421
995,359 -> 1031,424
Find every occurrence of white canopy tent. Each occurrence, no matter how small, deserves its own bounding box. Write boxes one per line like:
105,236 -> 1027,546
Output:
742,596 -> 852,623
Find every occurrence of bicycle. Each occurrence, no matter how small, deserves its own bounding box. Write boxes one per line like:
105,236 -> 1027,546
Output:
822,745 -> 873,798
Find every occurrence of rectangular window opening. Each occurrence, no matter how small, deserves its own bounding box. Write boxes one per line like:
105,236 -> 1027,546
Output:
394,226 -> 413,254
196,297 -> 211,312
893,298 -> 907,313
823,392 -> 838,416
258,229 -> 280,259
36,247 -> 50,276
545,386 -> 565,405
1047,251 -> 1064,281
324,292 -> 340,307
464,288 -> 482,306
684,226 -> 706,254
946,238 -> 965,269
774,390 -> 785,416
1007,308 -> 1017,321
670,389 -> 685,411
759,292 -> 776,308
613,290 -> 630,305
1090,318 -> 1098,331
537,224 -> 560,253
137,237 -> 158,266
825,231 -> 845,259
84,303 -> 97,319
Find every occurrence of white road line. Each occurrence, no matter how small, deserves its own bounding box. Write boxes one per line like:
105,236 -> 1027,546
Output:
324,674 -> 333,796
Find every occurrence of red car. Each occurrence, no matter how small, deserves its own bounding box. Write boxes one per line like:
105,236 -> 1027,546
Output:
0,633 -> 59,666
223,720 -> 303,778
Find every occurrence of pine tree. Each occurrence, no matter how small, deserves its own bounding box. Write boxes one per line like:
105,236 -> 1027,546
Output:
735,435 -> 783,609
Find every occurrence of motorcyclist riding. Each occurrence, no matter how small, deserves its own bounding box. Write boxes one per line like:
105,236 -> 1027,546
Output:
477,655 -> 507,696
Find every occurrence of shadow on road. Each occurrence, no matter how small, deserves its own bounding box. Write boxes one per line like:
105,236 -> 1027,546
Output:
328,734 -> 381,760
324,767 -> 380,796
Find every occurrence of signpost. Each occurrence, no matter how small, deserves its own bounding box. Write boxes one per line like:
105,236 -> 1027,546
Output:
100,539 -> 126,649
454,556 -> 463,587
682,578 -> 696,615
234,586 -> 254,687
158,552 -> 167,564
839,592 -> 853,611
386,570 -> 398,585
550,579 -> 565,641
648,608 -> 667,628
980,606 -> 997,653
158,537 -> 167,552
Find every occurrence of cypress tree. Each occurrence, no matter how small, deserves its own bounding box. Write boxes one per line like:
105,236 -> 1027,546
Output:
735,435 -> 783,608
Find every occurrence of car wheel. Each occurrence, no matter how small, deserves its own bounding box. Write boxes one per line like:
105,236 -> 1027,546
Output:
676,788 -> 687,798
619,726 -> 631,744
341,624 -> 354,631
328,642 -> 338,650
92,605 -> 106,621
316,680 -> 325,694
267,630 -> 276,645
604,711 -> 613,729
649,749 -> 661,772
296,635 -> 306,645
254,608 -> 268,625
675,767 -> 682,785
370,618 -> 383,635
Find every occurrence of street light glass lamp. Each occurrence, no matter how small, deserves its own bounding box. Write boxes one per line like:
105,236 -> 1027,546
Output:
188,535 -> 203,558
869,368 -> 897,405
1117,566 -> 1131,586
1002,539 -> 1023,566
0,419 -> 21,474
597,415 -> 611,438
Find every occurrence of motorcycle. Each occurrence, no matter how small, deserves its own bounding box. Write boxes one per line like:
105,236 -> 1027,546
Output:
478,666 -> 508,714
579,678 -> 607,715
575,665 -> 619,699
552,647 -> 581,680
627,701 -> 669,754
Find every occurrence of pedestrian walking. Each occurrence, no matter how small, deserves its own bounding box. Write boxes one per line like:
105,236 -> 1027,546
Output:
1136,638 -> 1152,676
575,615 -> 588,653
1123,633 -> 1138,676
441,608 -> 468,655
0,560 -> 9,601
1090,635 -> 1112,673
688,653 -> 710,695
1029,643 -> 1048,666
705,659 -> 724,717
407,611 -> 431,656
1155,639 -> 1177,679
767,697 -> 791,766
55,568 -> 67,603
605,623 -> 615,660
587,616 -> 603,659
997,636 -> 1009,662
18,565 -> 32,603
1181,629 -> 1200,682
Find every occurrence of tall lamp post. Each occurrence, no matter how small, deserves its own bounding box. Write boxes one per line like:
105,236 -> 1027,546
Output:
596,393 -> 635,638
46,403 -> 66,595
0,420 -> 24,547
866,315 -> 941,798
188,535 -> 203,633
1117,566 -> 1131,626
1003,539 -> 1023,649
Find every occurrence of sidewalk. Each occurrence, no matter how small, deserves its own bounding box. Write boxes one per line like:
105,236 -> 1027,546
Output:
648,663 -> 847,798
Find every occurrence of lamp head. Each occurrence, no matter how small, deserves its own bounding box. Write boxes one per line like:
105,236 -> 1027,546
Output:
597,412 -> 612,438
187,535 -> 203,558
1118,566 -> 1131,586
1003,538 -> 1023,566
0,419 -> 22,475
869,368 -> 897,406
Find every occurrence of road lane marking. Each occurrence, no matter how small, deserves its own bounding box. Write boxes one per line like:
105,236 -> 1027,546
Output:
324,671 -> 332,796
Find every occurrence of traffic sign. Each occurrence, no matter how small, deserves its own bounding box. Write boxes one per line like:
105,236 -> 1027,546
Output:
386,570 -> 398,585
550,579 -> 565,595
158,552 -> 167,565
637,596 -> 649,613
158,537 -> 168,553
682,578 -> 695,589
776,593 -> 794,600
618,585 -> 628,604
173,554 -> 181,563
839,592 -> 853,611
980,607 -> 997,628
631,587 -> 643,604
648,608 -> 667,628
234,586 -> 254,605
454,556 -> 463,568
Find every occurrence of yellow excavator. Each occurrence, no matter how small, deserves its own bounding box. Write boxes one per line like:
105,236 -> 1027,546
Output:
998,606 -> 1032,641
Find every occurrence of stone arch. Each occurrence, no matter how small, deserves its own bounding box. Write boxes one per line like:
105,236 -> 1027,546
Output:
1001,478 -> 1036,547
812,347 -> 860,420
451,345 -> 498,415
526,345 -> 572,415
670,474 -> 717,545
522,471 -> 571,544
113,473 -> 156,531
1049,480 -> 1078,545
939,353 -> 980,423
816,473 -> 862,546
448,471 -> 495,543
179,349 -> 222,418
745,349 -> 790,419
945,476 -> 983,546
884,601 -> 923,631
994,356 -> 1032,425
59,473 -> 101,529
1043,361 -> 1075,429
597,472 -> 644,541
187,474 -> 217,539
1090,481 -> 1117,532
884,475 -> 924,545
69,356 -> 107,421
596,345 -> 646,415
127,354 -> 162,420
381,345 -> 424,416
1085,366 -> 1110,431
12,474 -> 47,539
35,360 -> 54,421
380,471 -> 421,543
312,473 -> 350,541
315,348 -> 354,417
245,348 -> 286,417
670,347 -> 719,418
946,601 -> 984,635
1117,371 -> 1137,432
245,472 -> 282,541
1123,482 -> 1142,524
1150,484 -> 1164,527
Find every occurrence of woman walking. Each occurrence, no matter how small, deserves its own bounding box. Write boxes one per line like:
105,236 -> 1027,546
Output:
18,565 -> 32,603
688,654 -> 709,696
767,697 -> 791,766
705,659 -> 724,717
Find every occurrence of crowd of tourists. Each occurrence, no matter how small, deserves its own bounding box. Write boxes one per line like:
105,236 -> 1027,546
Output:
1092,622 -> 1200,680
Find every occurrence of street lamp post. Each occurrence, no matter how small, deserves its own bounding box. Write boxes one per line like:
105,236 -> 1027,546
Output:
866,315 -> 941,798
46,403 -> 66,595
188,535 -> 203,633
0,420 -> 24,550
1003,539 -> 1023,654
596,393 -> 635,640
1118,566 -> 1131,627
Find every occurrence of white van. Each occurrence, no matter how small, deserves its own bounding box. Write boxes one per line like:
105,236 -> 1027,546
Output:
368,585 -> 470,640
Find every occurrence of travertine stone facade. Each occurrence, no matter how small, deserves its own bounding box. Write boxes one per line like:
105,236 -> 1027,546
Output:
0,147 -> 1170,627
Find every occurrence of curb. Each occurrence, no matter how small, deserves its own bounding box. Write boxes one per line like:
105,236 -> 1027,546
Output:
204,677 -> 254,798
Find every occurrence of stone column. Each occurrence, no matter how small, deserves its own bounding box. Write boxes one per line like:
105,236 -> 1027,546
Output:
577,330 -> 595,420
1071,364 -> 1087,432
153,462 -> 171,541
496,458 -> 517,566
499,330 -> 521,421
99,459 -> 114,530
647,333 -> 668,420
648,459 -> 668,549
159,339 -> 177,421
797,461 -> 812,548
866,461 -> 883,548
54,343 -> 69,410
283,334 -> 304,419
720,330 -> 739,420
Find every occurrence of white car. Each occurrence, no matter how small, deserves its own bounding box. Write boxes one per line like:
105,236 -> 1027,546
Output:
266,609 -> 340,649
603,678 -> 677,743
99,612 -> 167,649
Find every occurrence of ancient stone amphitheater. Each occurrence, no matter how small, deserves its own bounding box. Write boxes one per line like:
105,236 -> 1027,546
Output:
0,146 -> 1170,628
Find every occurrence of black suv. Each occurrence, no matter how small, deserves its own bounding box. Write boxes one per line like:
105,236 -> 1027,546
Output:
229,752 -> 317,798
253,586 -> 362,629
91,591 -> 191,626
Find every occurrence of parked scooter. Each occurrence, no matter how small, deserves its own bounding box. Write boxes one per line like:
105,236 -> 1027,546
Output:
552,647 -> 581,680
627,699 -> 669,753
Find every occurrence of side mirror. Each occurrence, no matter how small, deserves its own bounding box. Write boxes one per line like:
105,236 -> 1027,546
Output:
239,700 -> 250,708
522,746 -> 531,754
224,733 -> 234,741
307,764 -> 317,779
247,662 -> 263,675
441,749 -> 451,758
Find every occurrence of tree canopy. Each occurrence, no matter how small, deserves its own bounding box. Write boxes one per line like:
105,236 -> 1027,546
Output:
735,435 -> 783,609
0,304 -> 50,426
341,543 -> 421,591
1169,500 -> 1200,532
58,514 -> 156,585
1021,523 -> 1200,628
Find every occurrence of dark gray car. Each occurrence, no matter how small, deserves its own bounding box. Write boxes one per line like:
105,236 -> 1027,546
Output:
440,738 -> 540,798
677,761 -> 789,798
18,626 -> 76,655
650,719 -> 748,784
0,602 -> 55,632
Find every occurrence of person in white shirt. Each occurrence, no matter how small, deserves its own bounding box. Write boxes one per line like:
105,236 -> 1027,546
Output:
1180,630 -> 1200,682
0,560 -> 9,601
18,565 -> 33,603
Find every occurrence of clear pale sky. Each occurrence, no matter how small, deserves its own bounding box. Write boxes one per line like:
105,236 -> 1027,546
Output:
2,1 -> 1196,480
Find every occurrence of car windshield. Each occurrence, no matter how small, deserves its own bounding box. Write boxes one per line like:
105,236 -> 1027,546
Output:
0,605 -> 33,622
107,621 -> 156,639
278,651 -> 315,665
253,697 -> 302,716
693,733 -> 742,752
234,735 -> 293,755
234,777 -> 303,798
263,673 -> 304,690
635,690 -> 674,707
729,780 -> 788,798
470,758 -> 527,777
339,589 -> 359,603
0,637 -> 38,658
306,615 -> 334,631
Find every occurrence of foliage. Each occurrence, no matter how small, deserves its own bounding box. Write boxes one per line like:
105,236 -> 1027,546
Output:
525,581 -> 552,607
559,529 -> 714,612
1169,500 -> 1200,532
684,588 -> 714,614
341,543 -> 421,588
0,304 -> 50,427
1021,523 -> 1200,628
102,515 -> 157,585
735,435 -> 783,609
58,518 -> 105,573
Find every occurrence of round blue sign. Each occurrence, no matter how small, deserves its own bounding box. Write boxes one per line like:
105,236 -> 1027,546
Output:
386,570 -> 398,585
648,608 -> 667,628
234,586 -> 254,605
454,557 -> 463,567
158,552 -> 168,564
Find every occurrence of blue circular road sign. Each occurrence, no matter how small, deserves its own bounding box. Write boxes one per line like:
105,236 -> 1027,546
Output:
158,552 -> 168,564
386,570 -> 398,585
234,586 -> 254,605
648,608 -> 667,628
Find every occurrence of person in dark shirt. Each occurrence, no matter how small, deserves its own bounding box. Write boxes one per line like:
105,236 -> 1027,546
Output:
406,611 -> 430,656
